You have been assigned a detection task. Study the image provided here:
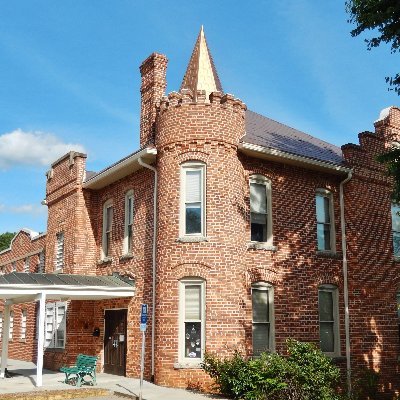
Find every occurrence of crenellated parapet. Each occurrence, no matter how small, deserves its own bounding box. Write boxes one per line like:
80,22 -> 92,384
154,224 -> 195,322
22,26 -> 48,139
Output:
156,89 -> 246,149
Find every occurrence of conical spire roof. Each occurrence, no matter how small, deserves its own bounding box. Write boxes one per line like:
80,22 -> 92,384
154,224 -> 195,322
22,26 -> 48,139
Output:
180,26 -> 223,100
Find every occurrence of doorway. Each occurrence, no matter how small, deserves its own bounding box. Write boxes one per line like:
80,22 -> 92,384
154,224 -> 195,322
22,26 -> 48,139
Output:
104,309 -> 127,376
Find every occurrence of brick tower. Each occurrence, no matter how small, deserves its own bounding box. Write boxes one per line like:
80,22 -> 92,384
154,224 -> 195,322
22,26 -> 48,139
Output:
153,27 -> 248,387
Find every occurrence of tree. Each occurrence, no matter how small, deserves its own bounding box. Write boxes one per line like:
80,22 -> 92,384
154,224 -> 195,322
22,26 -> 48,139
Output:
0,232 -> 16,252
346,0 -> 400,94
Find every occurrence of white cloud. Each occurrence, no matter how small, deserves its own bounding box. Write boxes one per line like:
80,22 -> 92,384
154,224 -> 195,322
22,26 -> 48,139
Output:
0,129 -> 86,169
0,203 -> 47,216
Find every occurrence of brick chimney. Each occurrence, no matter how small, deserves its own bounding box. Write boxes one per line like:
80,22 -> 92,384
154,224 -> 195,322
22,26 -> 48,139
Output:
374,106 -> 400,147
139,53 -> 168,147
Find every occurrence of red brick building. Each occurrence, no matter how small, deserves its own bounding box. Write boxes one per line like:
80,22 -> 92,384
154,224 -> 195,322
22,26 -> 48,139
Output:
1,27 -> 400,397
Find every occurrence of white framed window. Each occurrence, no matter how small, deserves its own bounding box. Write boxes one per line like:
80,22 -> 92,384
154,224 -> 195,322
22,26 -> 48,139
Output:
123,190 -> 134,255
250,175 -> 273,244
55,232 -> 64,271
318,285 -> 340,356
180,162 -> 206,237
9,311 -> 13,340
45,302 -> 67,349
316,190 -> 335,252
24,257 -> 30,273
391,204 -> 400,257
102,200 -> 113,259
11,262 -> 16,272
0,311 -> 3,339
252,282 -> 274,355
179,278 -> 205,362
37,251 -> 45,273
20,309 -> 27,340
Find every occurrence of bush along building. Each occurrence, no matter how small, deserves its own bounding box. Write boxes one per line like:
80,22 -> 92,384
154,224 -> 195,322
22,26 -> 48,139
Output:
1,26 -> 400,397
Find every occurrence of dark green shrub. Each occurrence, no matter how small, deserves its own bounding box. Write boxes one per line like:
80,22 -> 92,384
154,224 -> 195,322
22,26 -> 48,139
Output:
202,339 -> 342,400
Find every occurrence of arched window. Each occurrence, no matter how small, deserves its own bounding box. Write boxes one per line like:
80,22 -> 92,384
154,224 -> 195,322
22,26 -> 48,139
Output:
180,162 -> 206,237
250,175 -> 273,244
318,284 -> 340,356
252,282 -> 274,355
102,199 -> 113,259
179,277 -> 206,363
315,189 -> 335,252
123,190 -> 134,255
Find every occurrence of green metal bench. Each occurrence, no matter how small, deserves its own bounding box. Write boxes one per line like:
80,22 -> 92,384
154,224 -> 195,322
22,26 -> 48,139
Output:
60,354 -> 98,387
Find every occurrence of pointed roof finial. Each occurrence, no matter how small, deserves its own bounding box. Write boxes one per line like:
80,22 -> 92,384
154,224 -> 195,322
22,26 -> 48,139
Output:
180,26 -> 223,101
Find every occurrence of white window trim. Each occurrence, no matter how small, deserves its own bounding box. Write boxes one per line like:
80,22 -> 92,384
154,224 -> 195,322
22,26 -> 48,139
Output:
251,282 -> 275,354
391,203 -> 400,258
318,284 -> 340,357
9,311 -> 13,340
178,277 -> 206,364
316,189 -> 336,252
123,190 -> 134,255
0,311 -> 3,339
180,162 -> 206,238
20,309 -> 27,340
249,175 -> 273,245
54,232 -> 64,272
102,199 -> 113,260
24,257 -> 30,273
45,301 -> 67,349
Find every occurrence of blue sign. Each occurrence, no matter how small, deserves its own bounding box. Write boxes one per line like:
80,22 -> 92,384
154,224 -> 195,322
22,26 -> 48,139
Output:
140,304 -> 148,324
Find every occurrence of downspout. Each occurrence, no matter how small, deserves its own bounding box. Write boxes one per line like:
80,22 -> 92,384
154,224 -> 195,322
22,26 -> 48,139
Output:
340,170 -> 353,395
138,156 -> 157,381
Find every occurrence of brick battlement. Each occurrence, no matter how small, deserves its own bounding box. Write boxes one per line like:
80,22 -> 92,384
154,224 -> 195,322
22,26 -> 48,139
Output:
158,89 -> 246,114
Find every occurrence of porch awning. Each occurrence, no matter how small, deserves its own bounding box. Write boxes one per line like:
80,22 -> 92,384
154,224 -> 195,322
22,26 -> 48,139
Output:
0,272 -> 135,302
0,272 -> 135,387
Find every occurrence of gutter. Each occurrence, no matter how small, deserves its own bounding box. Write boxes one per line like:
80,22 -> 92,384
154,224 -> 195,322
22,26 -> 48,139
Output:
83,148 -> 157,189
138,157 -> 157,382
339,170 -> 353,395
239,142 -> 351,175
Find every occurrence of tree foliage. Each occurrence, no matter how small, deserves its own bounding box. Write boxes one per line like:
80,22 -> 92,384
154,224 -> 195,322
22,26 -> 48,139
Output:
376,147 -> 400,202
0,232 -> 16,252
346,0 -> 400,94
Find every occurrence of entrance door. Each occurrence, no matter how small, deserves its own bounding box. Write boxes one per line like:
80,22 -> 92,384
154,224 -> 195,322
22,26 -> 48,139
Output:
104,309 -> 127,376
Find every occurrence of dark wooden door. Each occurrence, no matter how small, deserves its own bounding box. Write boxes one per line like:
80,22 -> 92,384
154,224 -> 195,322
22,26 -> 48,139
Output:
104,309 -> 127,376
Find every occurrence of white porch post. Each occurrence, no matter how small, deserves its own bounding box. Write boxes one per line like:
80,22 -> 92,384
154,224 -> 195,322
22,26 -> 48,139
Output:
36,292 -> 46,387
0,303 -> 11,378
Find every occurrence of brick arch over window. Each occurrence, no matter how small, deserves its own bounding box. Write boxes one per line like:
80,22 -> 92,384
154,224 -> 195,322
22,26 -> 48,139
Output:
171,261 -> 211,281
246,267 -> 279,287
175,151 -> 210,165
315,273 -> 342,287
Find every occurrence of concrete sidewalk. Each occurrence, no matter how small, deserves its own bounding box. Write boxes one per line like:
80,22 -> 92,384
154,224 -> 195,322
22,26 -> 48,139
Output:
0,359 -> 225,400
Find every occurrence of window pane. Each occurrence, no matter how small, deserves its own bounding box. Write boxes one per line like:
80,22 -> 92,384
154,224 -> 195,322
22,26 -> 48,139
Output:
250,183 -> 267,214
316,195 -> 330,223
186,204 -> 202,234
252,289 -> 269,323
319,291 -> 334,321
394,233 -> 400,257
317,223 -> 331,251
128,197 -> 133,224
320,322 -> 334,352
106,207 -> 113,231
251,213 -> 267,242
185,285 -> 201,320
253,323 -> 270,356
392,205 -> 400,231
186,170 -> 201,203
184,322 -> 201,358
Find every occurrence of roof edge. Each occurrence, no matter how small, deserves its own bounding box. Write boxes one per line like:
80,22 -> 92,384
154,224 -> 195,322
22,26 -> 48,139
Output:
239,142 -> 351,175
83,147 -> 157,189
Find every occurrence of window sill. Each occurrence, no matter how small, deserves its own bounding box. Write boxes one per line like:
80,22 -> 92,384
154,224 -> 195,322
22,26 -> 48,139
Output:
174,361 -> 203,369
176,236 -> 208,243
53,268 -> 63,274
97,257 -> 113,266
316,251 -> 342,259
120,253 -> 134,261
247,242 -> 277,251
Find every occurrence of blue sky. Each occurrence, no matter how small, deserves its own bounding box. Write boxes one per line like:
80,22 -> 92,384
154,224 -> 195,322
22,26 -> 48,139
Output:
0,0 -> 398,234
